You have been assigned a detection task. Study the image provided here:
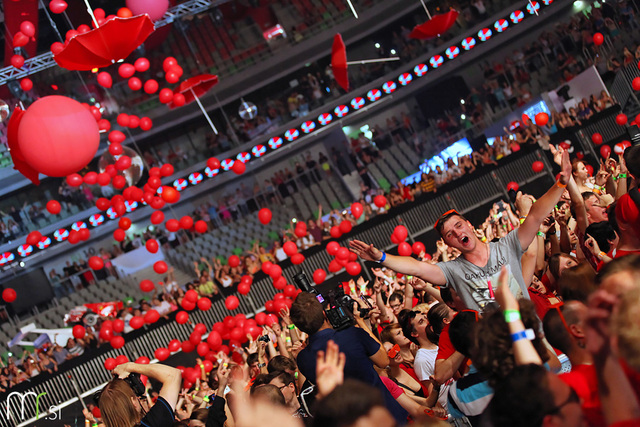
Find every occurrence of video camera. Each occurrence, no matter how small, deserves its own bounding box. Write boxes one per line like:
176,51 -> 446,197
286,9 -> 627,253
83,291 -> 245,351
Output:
293,271 -> 371,331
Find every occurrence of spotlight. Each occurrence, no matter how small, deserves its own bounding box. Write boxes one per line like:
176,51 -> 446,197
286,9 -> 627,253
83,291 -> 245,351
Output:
19,261 -> 25,267
390,49 -> 397,54
461,114 -> 466,120
375,43 -> 381,48
460,99 -> 465,104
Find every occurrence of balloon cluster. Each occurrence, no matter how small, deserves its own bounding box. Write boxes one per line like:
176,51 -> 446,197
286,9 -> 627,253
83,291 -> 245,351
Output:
10,21 -> 37,73
325,242 -> 360,276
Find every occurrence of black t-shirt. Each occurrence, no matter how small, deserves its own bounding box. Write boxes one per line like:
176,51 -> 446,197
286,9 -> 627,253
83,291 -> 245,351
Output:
139,396 -> 174,427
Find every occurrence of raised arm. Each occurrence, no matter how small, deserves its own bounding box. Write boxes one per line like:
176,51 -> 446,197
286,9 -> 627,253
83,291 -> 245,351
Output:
349,240 -> 446,286
518,148 -> 571,251
113,362 -> 182,410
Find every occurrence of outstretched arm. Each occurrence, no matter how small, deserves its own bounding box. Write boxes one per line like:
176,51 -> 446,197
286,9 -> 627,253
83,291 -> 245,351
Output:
349,240 -> 446,286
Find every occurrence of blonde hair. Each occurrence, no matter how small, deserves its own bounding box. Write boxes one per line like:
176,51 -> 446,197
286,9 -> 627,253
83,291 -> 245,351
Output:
613,286 -> 640,371
412,303 -> 430,314
99,379 -> 141,427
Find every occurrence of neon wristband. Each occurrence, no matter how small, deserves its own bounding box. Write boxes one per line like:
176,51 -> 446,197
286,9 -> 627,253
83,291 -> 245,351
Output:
599,251 -> 607,260
511,328 -> 535,342
378,252 -> 387,263
555,181 -> 567,188
618,173 -> 627,179
288,324 -> 296,330
504,310 -> 521,323
519,217 -> 526,224
536,231 -> 545,237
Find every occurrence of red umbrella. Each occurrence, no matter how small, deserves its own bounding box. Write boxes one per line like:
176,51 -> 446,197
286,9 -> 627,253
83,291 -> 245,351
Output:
7,106 -> 41,185
170,74 -> 220,133
53,15 -> 155,71
331,34 -> 349,92
409,10 -> 459,40
331,33 -> 399,93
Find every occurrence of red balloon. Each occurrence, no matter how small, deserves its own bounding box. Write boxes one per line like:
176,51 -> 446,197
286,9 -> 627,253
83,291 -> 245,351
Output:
412,241 -> 426,256
172,93 -> 186,106
113,319 -> 125,333
374,195 -> 387,208
346,262 -> 361,276
197,298 -> 212,311
326,241 -> 340,256
110,336 -> 125,349
13,31 -> 29,48
228,255 -> 240,268
77,24 -> 91,34
72,325 -> 85,339
144,79 -> 159,94
130,316 -> 144,329
351,202 -> 364,219
633,77 -> 640,92
26,231 -> 42,246
79,227 -> 90,241
534,112 -> 549,126
225,295 -> 240,311
140,117 -> 153,131
151,211 -> 165,225
98,119 -> 111,132
161,186 -> 180,203
18,96 -> 100,178
154,261 -> 168,274
155,348 -> 170,361
97,172 -> 111,186
144,309 -> 160,324
140,279 -> 154,292
118,63 -> 135,79
269,264 -> 282,279
339,220 -> 353,235
166,219 -> 180,232
83,171 -> 98,185
207,157 -> 221,170
109,130 -> 126,144
506,181 -> 519,192
88,256 -> 104,270
232,161 -> 246,175
328,259 -> 342,272
163,57 -> 178,72
394,225 -> 408,241
330,226 -> 342,239
128,116 -> 140,129
134,57 -> 150,72
182,340 -> 195,353
46,200 -> 61,215
180,216 -> 194,230
194,220 -> 208,233
313,269 -> 326,284
295,225 -> 308,238
591,133 -> 603,145
262,261 -> 274,275
160,163 -> 174,177
51,41 -> 64,54
66,173 -> 83,187
184,289 -> 199,303
176,311 -> 189,324
166,71 -> 180,84
135,356 -> 150,364
119,217 -> 132,230
291,253 -> 305,265
283,241 -> 298,256
20,21 -> 35,38
593,32 -> 604,46
600,144 -> 611,158
207,331 -> 222,351
238,281 -> 251,295
532,161 -> 544,173
104,358 -> 117,370
197,342 -> 209,357
398,241 -> 412,257
258,208 -> 272,225
336,247 -> 350,260
20,78 -> 33,92
11,54 -> 25,69
616,114 -> 628,126
159,88 -> 174,104
273,276 -> 286,290
146,239 -> 159,253
68,230 -> 80,245
189,331 -> 202,346
115,355 -> 128,365
168,339 -> 181,352
97,72 -> 112,88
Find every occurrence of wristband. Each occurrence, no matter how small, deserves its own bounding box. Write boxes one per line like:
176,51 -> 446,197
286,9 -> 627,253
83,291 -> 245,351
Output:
599,251 -> 607,260
285,336 -> 291,342
618,173 -> 627,180
288,324 -> 296,330
203,395 -> 210,402
258,363 -> 266,368
195,387 -> 200,391
536,231 -> 545,237
378,252 -> 387,263
481,236 -> 487,242
199,364 -> 205,370
555,180 -> 567,188
519,217 -> 526,224
511,328 -> 535,342
504,310 -> 521,323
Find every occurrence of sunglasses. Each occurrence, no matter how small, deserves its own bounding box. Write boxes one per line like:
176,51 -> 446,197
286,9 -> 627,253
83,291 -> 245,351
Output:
387,344 -> 401,359
434,209 -> 460,229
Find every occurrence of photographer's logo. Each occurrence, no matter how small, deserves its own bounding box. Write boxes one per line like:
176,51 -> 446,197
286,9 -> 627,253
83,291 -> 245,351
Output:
3,391 -> 60,422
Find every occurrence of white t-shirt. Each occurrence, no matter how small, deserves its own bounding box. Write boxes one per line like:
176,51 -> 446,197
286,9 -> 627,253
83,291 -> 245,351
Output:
414,347 -> 450,407
275,247 -> 287,262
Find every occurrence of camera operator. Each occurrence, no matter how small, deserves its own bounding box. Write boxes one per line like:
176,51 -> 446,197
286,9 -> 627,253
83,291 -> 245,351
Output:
290,292 -> 408,424
97,362 -> 181,427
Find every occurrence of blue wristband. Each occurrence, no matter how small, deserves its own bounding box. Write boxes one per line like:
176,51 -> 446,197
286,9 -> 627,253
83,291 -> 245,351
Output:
378,252 -> 386,263
511,329 -> 535,342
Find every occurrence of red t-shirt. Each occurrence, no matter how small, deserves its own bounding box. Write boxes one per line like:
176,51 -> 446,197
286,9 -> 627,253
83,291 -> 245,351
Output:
436,321 -> 467,378
399,363 -> 429,397
559,364 -> 604,427
615,249 -> 640,258
381,375 -> 404,399
528,288 -> 562,320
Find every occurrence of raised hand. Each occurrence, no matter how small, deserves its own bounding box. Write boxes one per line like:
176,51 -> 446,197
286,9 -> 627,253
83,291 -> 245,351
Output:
316,340 -> 346,398
348,240 -> 383,262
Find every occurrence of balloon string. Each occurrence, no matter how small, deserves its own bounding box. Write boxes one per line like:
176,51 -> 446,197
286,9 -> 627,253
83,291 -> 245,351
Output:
419,0 -> 432,19
190,87 -> 218,135
82,0 -> 100,28
346,57 -> 400,65
346,0 -> 359,19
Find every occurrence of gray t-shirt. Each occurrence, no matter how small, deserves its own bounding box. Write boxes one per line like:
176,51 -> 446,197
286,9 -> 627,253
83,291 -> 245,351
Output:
437,230 -> 527,311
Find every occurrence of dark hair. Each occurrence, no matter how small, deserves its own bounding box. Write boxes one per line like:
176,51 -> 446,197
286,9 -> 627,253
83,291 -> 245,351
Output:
247,352 -> 260,367
624,145 -> 640,178
269,370 -> 297,394
586,221 -> 617,253
426,303 -> 450,345
435,212 -> 469,236
380,323 -> 402,344
449,311 -> 478,358
472,299 -> 549,388
290,292 -> 325,334
250,373 -> 272,393
250,384 -> 286,406
596,254 -> 640,286
547,253 -> 573,280
388,291 -> 404,305
312,380 -> 385,427
189,408 -> 209,422
440,287 -> 454,307
543,308 -> 573,355
267,355 -> 297,374
398,309 -> 419,345
489,364 -> 556,427
557,263 -> 596,303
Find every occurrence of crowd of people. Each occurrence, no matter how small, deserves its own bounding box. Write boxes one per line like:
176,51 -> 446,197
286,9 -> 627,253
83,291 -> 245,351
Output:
66,141 -> 640,427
